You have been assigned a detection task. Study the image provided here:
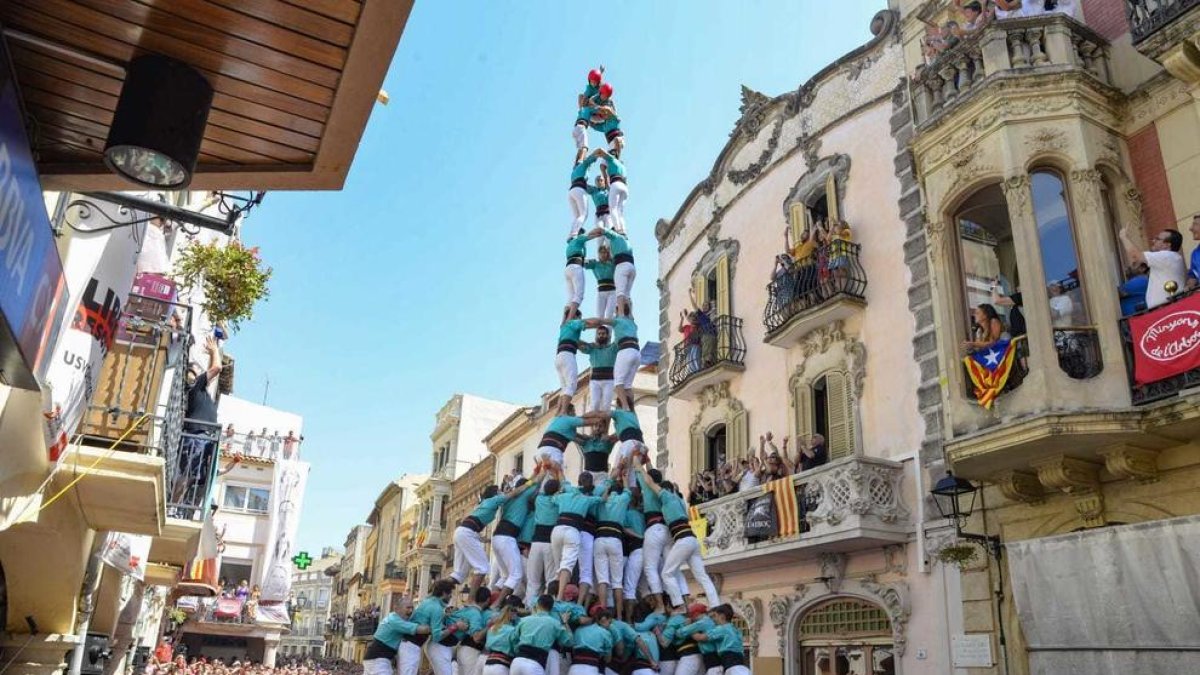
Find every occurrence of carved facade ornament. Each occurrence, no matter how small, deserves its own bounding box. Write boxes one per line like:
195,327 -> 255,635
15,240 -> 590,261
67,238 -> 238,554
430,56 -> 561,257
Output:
1099,445 -> 1160,483
729,117 -> 784,185
654,218 -> 672,245
1124,188 -> 1144,227
1001,174 -> 1032,219
1073,491 -> 1107,529
1070,169 -> 1103,214
1027,128 -> 1067,155
882,544 -> 908,575
801,321 -> 847,358
992,470 -> 1044,504
807,460 -> 910,528
692,238 -> 742,284
925,217 -> 948,255
818,553 -> 848,593
782,154 -> 852,222
858,578 -> 912,656
945,144 -> 995,200
772,578 -> 912,659
1030,455 -> 1100,494
737,85 -> 772,136
769,588 -> 806,650
844,53 -> 880,81
800,135 -> 825,170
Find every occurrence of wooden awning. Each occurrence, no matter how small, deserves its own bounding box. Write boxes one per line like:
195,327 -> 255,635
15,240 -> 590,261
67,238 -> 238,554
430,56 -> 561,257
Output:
0,0 -> 411,191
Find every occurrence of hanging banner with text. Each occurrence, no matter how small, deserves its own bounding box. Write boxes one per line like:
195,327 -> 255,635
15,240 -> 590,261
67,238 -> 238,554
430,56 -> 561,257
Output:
1128,292 -> 1200,386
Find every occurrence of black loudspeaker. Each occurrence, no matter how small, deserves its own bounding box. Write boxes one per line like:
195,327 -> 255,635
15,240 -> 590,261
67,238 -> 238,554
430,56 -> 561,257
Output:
80,633 -> 112,675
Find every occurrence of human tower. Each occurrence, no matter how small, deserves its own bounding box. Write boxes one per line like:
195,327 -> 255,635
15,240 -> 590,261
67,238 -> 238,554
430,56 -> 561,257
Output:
362,69 -> 750,675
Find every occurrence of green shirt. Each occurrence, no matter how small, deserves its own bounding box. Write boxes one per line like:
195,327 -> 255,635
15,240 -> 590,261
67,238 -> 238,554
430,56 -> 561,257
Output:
448,605 -> 486,641
486,624 -> 518,656
571,155 -> 598,182
662,614 -> 688,646
598,489 -> 631,525
624,508 -> 645,538
469,493 -> 508,525
553,483 -> 603,519
634,612 -> 666,634
579,435 -> 615,458
661,490 -> 689,524
373,612 -> 421,649
573,623 -> 614,656
553,600 -> 588,627
637,473 -> 663,515
566,234 -> 589,260
534,493 -> 560,527
679,617 -> 717,654
602,230 -> 632,258
707,623 -> 745,656
608,620 -> 639,653
584,259 -> 615,283
545,415 -> 584,440
515,612 -> 573,651
581,342 -> 619,370
612,317 -> 638,343
412,596 -> 448,640
611,409 -> 641,437
637,631 -> 660,662
500,487 -> 533,526
559,319 -> 586,345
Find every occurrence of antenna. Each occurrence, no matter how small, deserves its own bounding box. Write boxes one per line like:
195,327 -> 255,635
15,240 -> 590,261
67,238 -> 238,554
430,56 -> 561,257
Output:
263,374 -> 270,405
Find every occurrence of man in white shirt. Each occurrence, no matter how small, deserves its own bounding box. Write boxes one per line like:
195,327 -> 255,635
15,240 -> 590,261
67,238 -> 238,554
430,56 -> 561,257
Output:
1121,227 -> 1186,309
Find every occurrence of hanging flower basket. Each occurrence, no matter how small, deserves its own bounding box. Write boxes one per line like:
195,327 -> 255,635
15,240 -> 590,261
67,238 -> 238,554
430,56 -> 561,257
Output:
936,542 -> 980,568
173,241 -> 271,331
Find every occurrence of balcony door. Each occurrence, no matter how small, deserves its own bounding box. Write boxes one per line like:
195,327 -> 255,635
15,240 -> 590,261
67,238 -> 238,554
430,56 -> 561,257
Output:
705,424 -> 727,471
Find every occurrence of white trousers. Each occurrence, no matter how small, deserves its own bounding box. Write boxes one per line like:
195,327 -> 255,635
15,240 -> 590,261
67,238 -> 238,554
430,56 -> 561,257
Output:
526,541 -> 554,603
493,534 -> 524,590
459,645 -> 483,675
675,655 -> 704,675
705,668 -> 725,675
662,536 -> 720,607
589,379 -> 614,412
398,642 -> 423,675
623,547 -> 643,600
551,525 -> 581,573
660,660 -> 678,675
614,261 -> 636,300
579,530 -> 595,585
568,188 -> 589,238
596,290 -> 616,319
363,658 -> 394,675
453,526 -> 490,581
614,348 -> 640,389
608,182 -> 629,233
643,523 -> 669,594
565,263 -> 585,307
534,446 -> 564,470
568,665 -> 600,675
555,351 -> 579,396
572,122 -> 587,150
632,669 -> 656,675
511,657 -> 545,675
548,651 -> 562,675
593,536 -> 624,587
483,665 -> 510,675
724,666 -> 750,675
430,643 -> 455,675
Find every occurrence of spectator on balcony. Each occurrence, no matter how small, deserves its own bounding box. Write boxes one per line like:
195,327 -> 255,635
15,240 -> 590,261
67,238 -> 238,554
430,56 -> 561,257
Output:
1047,282 -> 1075,328
992,0 -> 1023,19
1120,226 -> 1186,309
678,310 -> 702,375
173,337 -> 223,510
827,221 -> 854,289
1120,263 -> 1150,317
737,455 -> 762,492
962,304 -> 1006,354
953,0 -> 992,32
798,435 -> 829,472
758,433 -> 794,480
1185,214 -> 1200,291
270,430 -> 282,457
257,427 -> 271,457
284,430 -> 300,459
221,424 -> 235,453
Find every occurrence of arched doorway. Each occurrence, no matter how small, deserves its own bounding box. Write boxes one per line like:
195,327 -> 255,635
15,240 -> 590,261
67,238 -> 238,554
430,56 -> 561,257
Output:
798,598 -> 894,675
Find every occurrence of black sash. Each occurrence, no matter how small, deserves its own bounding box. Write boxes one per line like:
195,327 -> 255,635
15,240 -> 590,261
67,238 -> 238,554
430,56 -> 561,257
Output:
539,431 -> 570,451
572,649 -> 603,667
364,640 -> 397,661
495,520 -> 521,538
584,452 -> 610,472
645,512 -> 664,527
517,645 -> 549,668
557,340 -> 579,354
623,534 -> 642,555
534,524 -> 554,543
486,653 -> 512,667
703,652 -> 721,668
438,633 -> 461,647
614,252 -> 634,265
669,518 -> 695,541
597,521 -> 623,538
609,175 -> 626,184
567,256 -> 584,267
617,338 -> 639,350
460,515 -> 484,533
597,280 -> 616,292
596,205 -> 610,216
556,512 -> 585,529
591,366 -> 614,380
403,634 -> 430,646
721,651 -> 746,668
571,178 -> 588,190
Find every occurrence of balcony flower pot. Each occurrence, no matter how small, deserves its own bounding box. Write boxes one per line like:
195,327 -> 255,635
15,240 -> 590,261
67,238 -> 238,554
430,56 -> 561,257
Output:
173,240 -> 271,332
936,542 -> 980,568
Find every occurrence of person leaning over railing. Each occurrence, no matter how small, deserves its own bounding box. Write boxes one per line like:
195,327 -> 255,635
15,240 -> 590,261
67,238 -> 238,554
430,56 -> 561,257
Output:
1120,224 -> 1186,310
171,336 -> 223,510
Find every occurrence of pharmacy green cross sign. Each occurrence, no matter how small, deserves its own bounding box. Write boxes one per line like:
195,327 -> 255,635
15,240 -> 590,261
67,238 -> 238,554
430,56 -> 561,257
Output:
292,552 -> 313,570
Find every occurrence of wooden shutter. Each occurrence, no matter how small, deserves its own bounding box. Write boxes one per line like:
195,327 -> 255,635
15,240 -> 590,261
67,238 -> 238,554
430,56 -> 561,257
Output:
793,377 -> 813,441
729,405 -> 748,464
692,273 -> 708,312
716,255 -> 732,357
825,371 -> 856,459
790,202 -> 809,244
825,172 -> 840,222
690,424 -> 706,474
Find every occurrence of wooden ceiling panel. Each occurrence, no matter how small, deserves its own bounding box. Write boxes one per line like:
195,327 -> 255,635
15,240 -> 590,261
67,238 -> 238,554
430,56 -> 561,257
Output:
1,0 -> 413,190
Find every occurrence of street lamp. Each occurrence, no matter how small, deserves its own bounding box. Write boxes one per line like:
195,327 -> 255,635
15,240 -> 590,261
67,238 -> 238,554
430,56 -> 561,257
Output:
930,471 -> 1002,559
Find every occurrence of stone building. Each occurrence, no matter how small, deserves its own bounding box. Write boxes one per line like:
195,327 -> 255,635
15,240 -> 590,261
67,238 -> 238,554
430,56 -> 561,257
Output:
280,548 -> 341,660
445,454 -> 497,575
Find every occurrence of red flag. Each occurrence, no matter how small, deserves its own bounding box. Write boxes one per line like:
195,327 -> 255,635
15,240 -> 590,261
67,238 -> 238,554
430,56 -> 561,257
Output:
1128,293 -> 1200,385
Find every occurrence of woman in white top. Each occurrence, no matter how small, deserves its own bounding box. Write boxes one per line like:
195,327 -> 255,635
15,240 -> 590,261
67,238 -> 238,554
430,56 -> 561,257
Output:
1047,282 -> 1075,327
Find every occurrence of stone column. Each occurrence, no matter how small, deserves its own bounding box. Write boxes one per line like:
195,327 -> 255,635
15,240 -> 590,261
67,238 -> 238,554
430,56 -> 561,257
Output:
263,636 -> 281,668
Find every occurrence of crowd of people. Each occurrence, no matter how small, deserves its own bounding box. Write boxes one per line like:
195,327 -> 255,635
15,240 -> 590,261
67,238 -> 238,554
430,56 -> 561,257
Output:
687,433 -> 829,507
144,653 -> 360,675
219,425 -> 304,459
919,0 -> 1081,62
769,220 -> 856,318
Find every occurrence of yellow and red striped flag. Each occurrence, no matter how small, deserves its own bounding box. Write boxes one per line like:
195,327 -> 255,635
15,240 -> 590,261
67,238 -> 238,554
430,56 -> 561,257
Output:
764,477 -> 800,537
688,505 -> 708,555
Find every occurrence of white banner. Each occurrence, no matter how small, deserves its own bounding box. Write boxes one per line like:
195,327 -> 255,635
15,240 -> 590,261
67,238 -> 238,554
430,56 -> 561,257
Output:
41,200 -> 147,463
258,456 -> 309,602
100,530 -> 152,582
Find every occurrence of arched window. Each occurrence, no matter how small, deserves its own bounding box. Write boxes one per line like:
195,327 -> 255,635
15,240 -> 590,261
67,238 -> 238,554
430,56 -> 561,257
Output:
798,598 -> 894,675
793,371 -> 855,461
1030,169 -> 1102,379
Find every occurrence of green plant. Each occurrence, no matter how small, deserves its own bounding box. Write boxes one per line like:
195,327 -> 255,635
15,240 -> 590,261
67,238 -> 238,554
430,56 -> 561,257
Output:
936,542 -> 980,568
173,240 -> 271,331
167,607 -> 187,626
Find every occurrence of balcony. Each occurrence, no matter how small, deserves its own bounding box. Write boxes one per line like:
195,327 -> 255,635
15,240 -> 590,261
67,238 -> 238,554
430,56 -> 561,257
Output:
694,456 -> 909,573
669,315 -> 747,400
57,294 -> 203,536
1127,0 -> 1200,84
220,430 -> 303,463
912,14 -> 1111,127
763,242 -> 867,348
352,617 -> 378,639
384,561 -> 407,581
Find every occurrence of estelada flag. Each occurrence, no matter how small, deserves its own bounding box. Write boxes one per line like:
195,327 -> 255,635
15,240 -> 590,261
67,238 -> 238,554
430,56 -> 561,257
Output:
963,337 -> 1021,409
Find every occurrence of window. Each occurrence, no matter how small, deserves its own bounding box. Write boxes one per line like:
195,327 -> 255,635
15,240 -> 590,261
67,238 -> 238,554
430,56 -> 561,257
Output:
513,454 -> 524,474
789,172 -> 842,243
798,599 -> 894,675
705,424 -> 727,472
220,560 -> 253,587
318,588 -> 330,608
795,371 -> 855,461
223,485 -> 271,512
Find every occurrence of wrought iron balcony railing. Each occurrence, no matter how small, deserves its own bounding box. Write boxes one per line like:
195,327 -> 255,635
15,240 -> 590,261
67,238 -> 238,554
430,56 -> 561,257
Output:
384,561 -> 407,581
1054,327 -> 1104,380
352,617 -> 379,638
219,430 -> 302,462
764,241 -> 867,337
912,13 -> 1111,126
669,315 -> 747,391
1120,292 -> 1200,405
1127,0 -> 1199,43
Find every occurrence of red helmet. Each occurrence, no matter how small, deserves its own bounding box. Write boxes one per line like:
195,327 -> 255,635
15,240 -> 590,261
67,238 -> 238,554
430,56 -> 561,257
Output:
588,69 -> 603,85
599,83 -> 613,99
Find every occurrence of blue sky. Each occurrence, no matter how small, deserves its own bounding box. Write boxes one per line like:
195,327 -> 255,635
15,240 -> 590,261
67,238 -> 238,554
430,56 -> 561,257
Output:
228,0 -> 888,554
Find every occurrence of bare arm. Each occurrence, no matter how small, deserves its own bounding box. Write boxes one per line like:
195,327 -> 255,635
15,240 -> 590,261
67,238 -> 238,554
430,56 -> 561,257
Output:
636,464 -> 662,496
203,336 -> 222,381
1120,227 -> 1147,266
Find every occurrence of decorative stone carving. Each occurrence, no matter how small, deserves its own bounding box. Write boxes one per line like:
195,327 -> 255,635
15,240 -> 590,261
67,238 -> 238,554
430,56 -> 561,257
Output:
1027,128 -> 1067,155
789,320 -> 868,393
847,339 -> 868,400
925,216 -> 947,254
1001,174 -> 1032,218
1100,445 -> 1160,483
729,117 -> 784,185
818,553 -> 848,592
801,321 -> 847,358
1124,188 -> 1144,227
782,154 -> 852,222
1070,168 -> 1103,214
883,544 -> 907,575
800,135 -> 824,170
1073,491 -> 1106,529
945,144 -> 996,199
1030,455 -> 1100,493
691,238 -> 742,285
858,578 -> 911,656
844,53 -> 880,81
768,588 -> 807,649
992,470 -> 1044,504
654,218 -> 672,244
807,460 -> 910,528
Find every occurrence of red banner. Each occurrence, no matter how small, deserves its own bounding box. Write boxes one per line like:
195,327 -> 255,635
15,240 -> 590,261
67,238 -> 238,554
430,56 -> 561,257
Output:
1129,292 -> 1200,385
